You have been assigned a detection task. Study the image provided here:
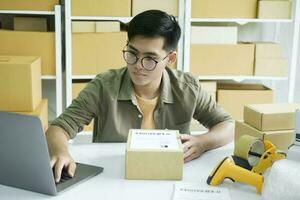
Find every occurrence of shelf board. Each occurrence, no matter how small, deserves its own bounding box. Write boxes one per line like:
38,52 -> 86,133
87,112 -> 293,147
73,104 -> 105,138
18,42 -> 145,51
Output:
191,18 -> 293,25
42,75 -> 56,80
72,75 -> 96,79
71,16 -> 132,23
198,76 -> 288,82
0,10 -> 55,15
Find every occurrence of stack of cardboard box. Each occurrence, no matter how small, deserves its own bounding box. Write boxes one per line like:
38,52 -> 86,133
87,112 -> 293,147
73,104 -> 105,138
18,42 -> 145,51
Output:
254,42 -> 288,77
235,103 -> 300,151
0,55 -> 48,131
0,0 -> 58,11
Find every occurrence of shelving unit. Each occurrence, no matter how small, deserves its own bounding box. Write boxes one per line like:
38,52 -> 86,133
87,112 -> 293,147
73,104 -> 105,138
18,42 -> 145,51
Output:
64,0 -> 185,107
183,0 -> 300,103
0,5 -> 63,117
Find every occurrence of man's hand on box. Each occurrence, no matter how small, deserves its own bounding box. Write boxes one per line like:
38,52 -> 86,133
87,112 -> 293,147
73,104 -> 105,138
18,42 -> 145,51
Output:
180,134 -> 206,163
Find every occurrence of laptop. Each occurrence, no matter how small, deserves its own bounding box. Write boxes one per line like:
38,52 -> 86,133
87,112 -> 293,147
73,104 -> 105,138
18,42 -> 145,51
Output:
0,111 -> 103,195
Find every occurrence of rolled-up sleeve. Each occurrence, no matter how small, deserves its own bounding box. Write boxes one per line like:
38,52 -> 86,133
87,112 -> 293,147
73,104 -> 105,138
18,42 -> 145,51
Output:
193,83 -> 233,129
51,76 -> 102,138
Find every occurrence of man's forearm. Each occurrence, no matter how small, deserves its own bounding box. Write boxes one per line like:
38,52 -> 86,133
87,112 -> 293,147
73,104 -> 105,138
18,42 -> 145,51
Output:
46,125 -> 70,155
196,120 -> 235,152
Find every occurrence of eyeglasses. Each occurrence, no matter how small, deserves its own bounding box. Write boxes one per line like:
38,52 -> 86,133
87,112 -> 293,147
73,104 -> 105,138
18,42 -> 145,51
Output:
122,50 -> 169,71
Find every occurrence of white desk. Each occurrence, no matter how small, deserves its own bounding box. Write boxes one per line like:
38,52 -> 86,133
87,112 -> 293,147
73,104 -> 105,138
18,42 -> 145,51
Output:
0,143 -> 261,200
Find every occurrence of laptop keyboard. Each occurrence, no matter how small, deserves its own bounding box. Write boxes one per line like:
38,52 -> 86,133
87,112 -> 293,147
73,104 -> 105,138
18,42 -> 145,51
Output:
54,169 -> 73,185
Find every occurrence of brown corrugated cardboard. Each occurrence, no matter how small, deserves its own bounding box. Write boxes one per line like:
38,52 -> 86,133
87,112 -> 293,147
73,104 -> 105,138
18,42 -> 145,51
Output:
244,103 -> 300,131
72,21 -> 95,33
72,0 -> 131,17
125,129 -> 183,180
17,99 -> 48,132
0,0 -> 59,11
0,30 -> 55,75
96,21 -> 120,33
235,120 -> 295,151
0,56 -> 42,112
72,32 -> 127,75
217,83 -> 273,120
254,58 -> 288,76
72,82 -> 94,131
191,0 -> 258,18
258,1 -> 291,19
132,0 -> 178,16
14,17 -> 48,32
190,44 -> 255,76
255,42 -> 283,59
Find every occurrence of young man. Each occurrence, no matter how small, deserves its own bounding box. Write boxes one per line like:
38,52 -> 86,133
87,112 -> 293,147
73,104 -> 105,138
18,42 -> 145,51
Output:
46,10 -> 234,182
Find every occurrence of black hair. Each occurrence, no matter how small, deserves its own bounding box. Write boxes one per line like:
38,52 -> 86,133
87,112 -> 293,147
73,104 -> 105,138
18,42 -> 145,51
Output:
127,10 -> 181,52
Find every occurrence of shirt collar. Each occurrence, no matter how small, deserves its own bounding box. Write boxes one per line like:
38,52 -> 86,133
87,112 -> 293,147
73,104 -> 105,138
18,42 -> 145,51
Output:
117,68 -> 175,104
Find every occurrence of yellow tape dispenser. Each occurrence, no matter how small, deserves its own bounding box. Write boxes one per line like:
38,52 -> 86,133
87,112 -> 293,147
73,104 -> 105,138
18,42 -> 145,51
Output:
207,135 -> 286,193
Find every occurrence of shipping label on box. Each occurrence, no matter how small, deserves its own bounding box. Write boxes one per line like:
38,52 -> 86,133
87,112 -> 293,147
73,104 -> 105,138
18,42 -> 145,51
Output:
244,103 -> 300,131
191,26 -> 238,44
235,121 -> 295,151
125,129 -> 183,180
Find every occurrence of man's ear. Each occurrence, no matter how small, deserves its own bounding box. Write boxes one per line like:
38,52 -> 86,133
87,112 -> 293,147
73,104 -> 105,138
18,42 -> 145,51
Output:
168,51 -> 177,64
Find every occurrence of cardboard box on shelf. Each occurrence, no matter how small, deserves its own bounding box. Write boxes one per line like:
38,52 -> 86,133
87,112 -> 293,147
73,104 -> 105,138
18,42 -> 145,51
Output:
191,0 -> 258,18
235,120 -> 295,151
190,43 -> 255,76
72,82 -> 94,131
0,30 -> 55,75
125,129 -> 183,180
72,0 -> 131,17
72,32 -> 127,75
72,21 -> 95,33
14,17 -> 48,32
132,0 -> 178,16
96,21 -> 120,32
0,0 -> 59,11
0,56 -> 42,112
254,58 -> 288,76
244,103 -> 300,131
191,26 -> 238,44
16,99 -> 48,132
255,42 -> 283,59
258,1 -> 291,19
217,83 -> 273,120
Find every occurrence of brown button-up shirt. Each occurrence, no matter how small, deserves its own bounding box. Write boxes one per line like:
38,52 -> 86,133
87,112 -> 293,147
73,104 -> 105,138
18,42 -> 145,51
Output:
51,67 -> 232,142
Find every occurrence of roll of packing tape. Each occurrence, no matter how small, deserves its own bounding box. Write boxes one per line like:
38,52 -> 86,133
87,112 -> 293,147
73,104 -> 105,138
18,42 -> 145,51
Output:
234,135 -> 265,166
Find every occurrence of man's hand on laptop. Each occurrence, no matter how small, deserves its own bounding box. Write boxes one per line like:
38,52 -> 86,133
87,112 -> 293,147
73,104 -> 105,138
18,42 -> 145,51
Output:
46,126 -> 77,183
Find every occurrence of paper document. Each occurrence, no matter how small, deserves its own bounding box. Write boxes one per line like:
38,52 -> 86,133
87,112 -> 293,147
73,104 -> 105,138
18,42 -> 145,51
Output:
173,182 -> 231,200
130,129 -> 179,150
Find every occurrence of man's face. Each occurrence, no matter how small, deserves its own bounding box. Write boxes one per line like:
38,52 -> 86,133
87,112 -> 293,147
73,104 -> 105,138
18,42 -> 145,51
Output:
124,36 -> 172,87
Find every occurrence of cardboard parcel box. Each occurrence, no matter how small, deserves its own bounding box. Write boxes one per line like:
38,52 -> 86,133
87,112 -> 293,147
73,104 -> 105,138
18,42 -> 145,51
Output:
0,56 -> 42,112
258,1 -> 291,19
190,43 -> 255,76
235,121 -> 295,151
16,99 -> 48,132
72,82 -> 94,131
0,0 -> 59,11
0,30 -> 55,75
126,129 -> 183,180
191,0 -> 258,18
72,0 -> 131,17
244,103 -> 300,131
72,32 -> 127,75
132,0 -> 178,16
217,83 -> 273,120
